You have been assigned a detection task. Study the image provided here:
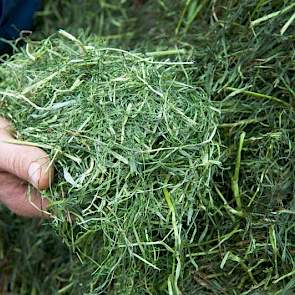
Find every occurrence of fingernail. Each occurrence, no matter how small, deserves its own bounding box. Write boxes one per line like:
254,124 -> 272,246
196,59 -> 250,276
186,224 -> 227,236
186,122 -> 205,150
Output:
28,162 -> 41,187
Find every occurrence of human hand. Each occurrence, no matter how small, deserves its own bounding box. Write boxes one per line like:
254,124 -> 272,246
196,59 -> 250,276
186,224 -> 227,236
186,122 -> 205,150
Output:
0,118 -> 54,217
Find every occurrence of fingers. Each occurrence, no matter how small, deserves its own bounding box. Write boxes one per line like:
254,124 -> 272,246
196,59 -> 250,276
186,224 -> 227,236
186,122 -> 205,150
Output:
0,171 -> 50,218
0,118 -> 54,190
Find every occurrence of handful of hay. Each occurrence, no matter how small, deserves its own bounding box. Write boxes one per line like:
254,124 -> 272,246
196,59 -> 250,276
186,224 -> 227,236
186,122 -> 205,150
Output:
0,33 -> 219,293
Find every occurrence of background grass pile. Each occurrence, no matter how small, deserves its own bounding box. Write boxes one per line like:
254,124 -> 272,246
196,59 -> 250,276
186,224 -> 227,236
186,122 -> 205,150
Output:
0,0 -> 295,294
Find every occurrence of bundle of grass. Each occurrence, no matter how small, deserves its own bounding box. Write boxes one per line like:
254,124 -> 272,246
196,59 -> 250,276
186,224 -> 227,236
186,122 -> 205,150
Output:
0,32 -> 220,293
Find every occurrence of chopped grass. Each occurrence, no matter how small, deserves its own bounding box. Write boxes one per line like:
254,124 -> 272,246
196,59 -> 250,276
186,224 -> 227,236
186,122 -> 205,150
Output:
0,0 -> 294,294
0,33 -> 220,294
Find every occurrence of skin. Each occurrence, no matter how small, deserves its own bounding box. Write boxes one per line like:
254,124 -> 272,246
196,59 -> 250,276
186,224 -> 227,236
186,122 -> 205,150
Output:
0,118 -> 54,217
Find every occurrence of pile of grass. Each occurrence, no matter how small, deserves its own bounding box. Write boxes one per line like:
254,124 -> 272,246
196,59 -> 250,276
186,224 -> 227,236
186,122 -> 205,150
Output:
0,33 -> 220,294
0,0 -> 294,294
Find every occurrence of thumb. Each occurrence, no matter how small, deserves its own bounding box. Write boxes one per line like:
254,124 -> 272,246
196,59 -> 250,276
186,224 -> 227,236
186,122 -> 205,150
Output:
0,118 -> 54,190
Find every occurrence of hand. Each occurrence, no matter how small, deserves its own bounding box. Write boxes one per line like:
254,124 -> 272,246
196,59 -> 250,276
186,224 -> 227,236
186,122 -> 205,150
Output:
0,118 -> 54,217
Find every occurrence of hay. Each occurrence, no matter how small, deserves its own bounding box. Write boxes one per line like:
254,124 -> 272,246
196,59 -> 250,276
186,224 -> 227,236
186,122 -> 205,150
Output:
1,0 -> 295,294
0,33 -> 219,293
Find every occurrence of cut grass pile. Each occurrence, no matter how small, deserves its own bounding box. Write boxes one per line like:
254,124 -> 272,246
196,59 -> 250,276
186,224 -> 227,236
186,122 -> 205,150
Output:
0,0 -> 295,294
0,34 -> 220,294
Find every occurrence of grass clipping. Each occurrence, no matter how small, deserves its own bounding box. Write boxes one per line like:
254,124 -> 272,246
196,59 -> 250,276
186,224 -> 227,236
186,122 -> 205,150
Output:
0,33 -> 219,293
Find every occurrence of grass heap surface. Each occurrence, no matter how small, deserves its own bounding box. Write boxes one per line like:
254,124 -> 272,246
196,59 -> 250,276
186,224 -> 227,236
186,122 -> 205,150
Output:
0,0 -> 295,294
0,34 -> 219,294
